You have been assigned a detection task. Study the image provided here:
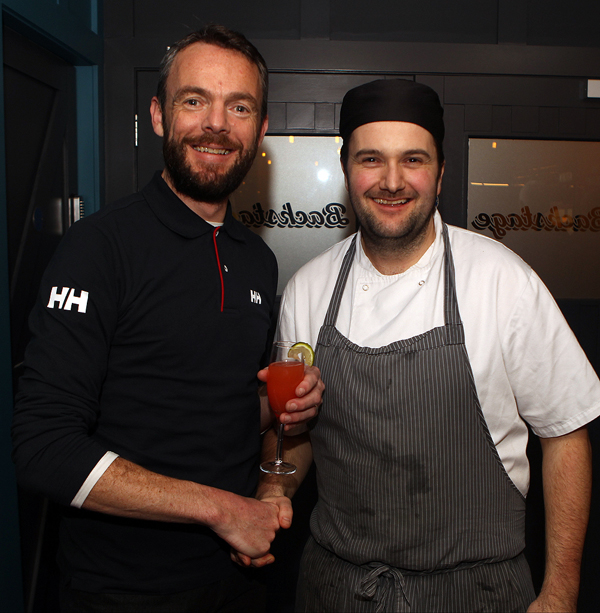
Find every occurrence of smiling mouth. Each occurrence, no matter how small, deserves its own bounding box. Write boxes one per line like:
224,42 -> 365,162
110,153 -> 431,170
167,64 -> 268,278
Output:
373,198 -> 410,206
192,145 -> 230,155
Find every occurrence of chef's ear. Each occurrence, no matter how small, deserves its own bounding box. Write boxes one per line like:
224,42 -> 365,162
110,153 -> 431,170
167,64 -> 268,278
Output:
437,161 -> 446,195
340,148 -> 350,193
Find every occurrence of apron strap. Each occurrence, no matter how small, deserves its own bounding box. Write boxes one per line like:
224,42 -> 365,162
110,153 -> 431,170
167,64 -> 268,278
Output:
322,235 -> 357,328
441,223 -> 462,327
357,563 -> 410,613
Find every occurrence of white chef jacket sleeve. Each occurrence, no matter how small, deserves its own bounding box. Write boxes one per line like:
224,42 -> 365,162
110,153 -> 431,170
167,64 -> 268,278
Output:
501,268 -> 600,438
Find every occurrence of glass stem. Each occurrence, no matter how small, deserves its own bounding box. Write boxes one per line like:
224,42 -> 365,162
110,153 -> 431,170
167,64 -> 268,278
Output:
275,422 -> 285,464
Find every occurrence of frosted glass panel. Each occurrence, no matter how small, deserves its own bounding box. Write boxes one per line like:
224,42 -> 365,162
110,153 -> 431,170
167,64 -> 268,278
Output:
230,136 -> 355,294
468,139 -> 600,299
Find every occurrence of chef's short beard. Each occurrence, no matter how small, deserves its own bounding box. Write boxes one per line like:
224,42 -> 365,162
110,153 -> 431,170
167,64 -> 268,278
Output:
162,132 -> 259,204
349,188 -> 439,262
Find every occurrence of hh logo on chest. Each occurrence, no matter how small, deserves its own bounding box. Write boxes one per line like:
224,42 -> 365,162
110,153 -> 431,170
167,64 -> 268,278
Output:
250,290 -> 262,304
47,287 -> 89,313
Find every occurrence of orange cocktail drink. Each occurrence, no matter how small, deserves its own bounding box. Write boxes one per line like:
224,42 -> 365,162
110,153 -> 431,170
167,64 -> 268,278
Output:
267,360 -> 304,415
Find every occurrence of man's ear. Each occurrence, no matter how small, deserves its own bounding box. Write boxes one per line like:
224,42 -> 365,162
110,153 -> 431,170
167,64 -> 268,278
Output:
437,161 -> 446,195
257,116 -> 268,147
340,157 -> 349,193
150,96 -> 165,138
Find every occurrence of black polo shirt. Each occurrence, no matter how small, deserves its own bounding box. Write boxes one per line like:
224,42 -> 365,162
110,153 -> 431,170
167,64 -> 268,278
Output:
13,172 -> 278,592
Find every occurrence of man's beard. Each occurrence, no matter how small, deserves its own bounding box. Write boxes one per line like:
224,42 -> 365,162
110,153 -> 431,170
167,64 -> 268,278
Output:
163,132 -> 259,204
350,188 -> 438,258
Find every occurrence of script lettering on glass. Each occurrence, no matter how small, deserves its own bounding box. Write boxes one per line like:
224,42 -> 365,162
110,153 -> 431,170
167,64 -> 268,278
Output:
237,202 -> 350,230
471,206 -> 600,240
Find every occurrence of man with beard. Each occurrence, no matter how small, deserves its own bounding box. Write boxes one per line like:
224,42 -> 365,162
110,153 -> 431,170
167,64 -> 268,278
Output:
251,79 -> 599,612
12,25 -> 322,612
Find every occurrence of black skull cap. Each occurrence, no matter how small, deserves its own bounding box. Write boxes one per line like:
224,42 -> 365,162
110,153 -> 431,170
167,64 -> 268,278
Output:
339,79 -> 444,144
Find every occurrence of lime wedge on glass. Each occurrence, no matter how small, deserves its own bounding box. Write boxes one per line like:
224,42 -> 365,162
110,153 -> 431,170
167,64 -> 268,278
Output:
288,342 -> 315,366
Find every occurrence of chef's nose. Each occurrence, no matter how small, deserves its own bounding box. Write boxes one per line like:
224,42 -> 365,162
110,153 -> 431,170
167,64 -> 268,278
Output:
380,161 -> 406,193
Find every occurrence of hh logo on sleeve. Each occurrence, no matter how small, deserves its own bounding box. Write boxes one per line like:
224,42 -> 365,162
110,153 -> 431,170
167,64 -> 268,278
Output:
47,287 -> 89,313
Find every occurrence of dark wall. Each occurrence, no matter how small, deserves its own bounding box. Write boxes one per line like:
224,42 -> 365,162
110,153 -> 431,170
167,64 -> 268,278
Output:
103,0 -> 600,208
106,0 -> 600,45
103,2 -> 600,611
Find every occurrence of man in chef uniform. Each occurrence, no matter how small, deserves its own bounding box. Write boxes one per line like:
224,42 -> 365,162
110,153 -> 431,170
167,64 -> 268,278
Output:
252,79 -> 600,612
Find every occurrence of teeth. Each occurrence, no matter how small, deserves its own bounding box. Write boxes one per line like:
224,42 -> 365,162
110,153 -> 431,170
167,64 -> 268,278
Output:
374,198 -> 409,205
193,146 -> 229,155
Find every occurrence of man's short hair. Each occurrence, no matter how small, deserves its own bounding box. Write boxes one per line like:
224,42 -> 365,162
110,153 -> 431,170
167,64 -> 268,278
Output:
156,24 -> 269,122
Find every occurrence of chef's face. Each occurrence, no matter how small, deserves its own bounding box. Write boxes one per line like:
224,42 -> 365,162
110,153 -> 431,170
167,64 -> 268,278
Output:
151,42 -> 268,206
342,121 -> 444,249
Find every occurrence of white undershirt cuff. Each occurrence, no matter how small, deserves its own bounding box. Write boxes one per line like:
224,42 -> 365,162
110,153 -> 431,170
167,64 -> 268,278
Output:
70,451 -> 120,508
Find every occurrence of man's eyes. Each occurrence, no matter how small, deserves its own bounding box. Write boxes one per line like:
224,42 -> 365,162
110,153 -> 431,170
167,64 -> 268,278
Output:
180,99 -> 252,114
357,156 -> 427,166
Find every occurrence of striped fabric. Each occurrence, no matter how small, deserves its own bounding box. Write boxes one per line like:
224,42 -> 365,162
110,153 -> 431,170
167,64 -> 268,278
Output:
299,225 -> 536,612
297,537 -> 535,612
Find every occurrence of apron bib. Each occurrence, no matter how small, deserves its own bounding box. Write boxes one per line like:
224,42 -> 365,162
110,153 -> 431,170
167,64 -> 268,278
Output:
297,225 -> 535,612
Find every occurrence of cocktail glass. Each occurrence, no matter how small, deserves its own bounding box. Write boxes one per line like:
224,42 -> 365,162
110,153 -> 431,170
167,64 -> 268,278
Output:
260,341 -> 303,475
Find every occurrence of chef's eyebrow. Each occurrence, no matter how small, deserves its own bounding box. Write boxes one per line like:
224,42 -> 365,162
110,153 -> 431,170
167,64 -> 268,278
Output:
353,148 -> 432,159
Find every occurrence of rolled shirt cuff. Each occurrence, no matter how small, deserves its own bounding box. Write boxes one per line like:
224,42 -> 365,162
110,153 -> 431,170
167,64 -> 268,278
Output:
70,451 -> 120,508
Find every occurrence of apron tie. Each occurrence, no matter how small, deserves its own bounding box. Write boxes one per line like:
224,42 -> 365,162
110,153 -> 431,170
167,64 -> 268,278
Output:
357,564 -> 410,612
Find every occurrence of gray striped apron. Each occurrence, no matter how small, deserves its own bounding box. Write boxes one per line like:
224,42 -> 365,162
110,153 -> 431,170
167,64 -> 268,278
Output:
297,225 -> 536,612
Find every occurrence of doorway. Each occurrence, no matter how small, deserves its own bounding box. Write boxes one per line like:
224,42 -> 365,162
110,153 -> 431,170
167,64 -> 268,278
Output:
4,25 -> 78,612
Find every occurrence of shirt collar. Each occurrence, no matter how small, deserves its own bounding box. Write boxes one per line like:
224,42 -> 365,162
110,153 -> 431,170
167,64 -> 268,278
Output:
141,171 -> 247,242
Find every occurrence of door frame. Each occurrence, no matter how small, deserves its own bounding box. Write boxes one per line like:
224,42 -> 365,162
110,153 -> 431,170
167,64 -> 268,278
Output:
0,3 -> 103,610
